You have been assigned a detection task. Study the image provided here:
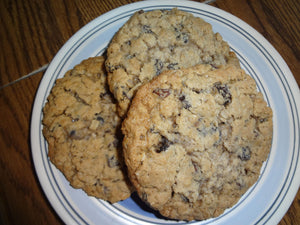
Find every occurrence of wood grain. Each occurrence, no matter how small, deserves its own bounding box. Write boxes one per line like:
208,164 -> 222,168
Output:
212,0 -> 300,86
0,0 -> 299,225
0,73 -> 64,225
0,0 -> 141,87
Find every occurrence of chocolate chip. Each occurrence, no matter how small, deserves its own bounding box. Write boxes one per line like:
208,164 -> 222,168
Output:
238,146 -> 251,161
153,88 -> 171,98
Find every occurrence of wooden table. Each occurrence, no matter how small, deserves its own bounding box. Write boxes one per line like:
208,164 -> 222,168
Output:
1,0 -> 299,224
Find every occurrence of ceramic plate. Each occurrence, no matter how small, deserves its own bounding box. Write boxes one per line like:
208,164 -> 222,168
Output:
31,0 -> 300,224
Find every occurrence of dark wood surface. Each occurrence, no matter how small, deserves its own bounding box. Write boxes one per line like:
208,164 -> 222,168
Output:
0,0 -> 299,224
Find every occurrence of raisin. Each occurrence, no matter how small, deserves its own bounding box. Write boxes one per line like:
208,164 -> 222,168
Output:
99,92 -> 108,98
107,155 -> 120,168
97,116 -> 104,122
154,59 -> 164,75
106,64 -> 121,73
198,125 -> 218,137
113,139 -> 119,148
69,130 -> 76,137
103,186 -> 109,195
192,88 -> 205,94
236,177 -> 246,189
122,91 -> 129,98
179,95 -> 185,101
141,192 -> 148,202
93,179 -> 100,186
192,162 -> 199,172
169,45 -> 175,53
238,146 -> 251,161
167,63 -> 179,70
153,88 -> 171,98
156,136 -> 172,153
142,25 -> 153,34
126,54 -> 134,59
179,95 -> 191,109
182,33 -> 189,44
95,113 -> 104,124
211,126 -> 218,132
175,27 -> 189,44
214,82 -> 232,106
69,130 -> 82,140
180,194 -> 190,203
260,118 -> 268,123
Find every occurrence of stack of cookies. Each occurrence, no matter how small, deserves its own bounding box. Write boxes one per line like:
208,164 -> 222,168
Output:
42,8 -> 273,221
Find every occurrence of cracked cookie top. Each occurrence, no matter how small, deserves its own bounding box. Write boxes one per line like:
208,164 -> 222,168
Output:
42,56 -> 133,203
105,8 -> 240,117
122,64 -> 273,220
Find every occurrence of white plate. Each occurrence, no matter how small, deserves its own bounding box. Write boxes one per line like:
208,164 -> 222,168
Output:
31,0 -> 300,224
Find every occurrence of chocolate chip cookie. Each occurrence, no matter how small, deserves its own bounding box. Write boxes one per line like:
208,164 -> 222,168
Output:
122,64 -> 272,220
42,56 -> 133,203
105,8 -> 240,117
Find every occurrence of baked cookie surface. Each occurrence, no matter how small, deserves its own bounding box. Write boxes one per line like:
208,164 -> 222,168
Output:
122,64 -> 273,220
106,8 -> 240,117
42,56 -> 133,203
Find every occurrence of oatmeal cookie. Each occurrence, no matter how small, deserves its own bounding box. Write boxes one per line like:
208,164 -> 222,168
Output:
42,56 -> 133,203
122,64 -> 272,220
106,8 -> 240,117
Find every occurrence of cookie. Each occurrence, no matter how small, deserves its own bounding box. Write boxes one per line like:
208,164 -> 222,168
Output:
122,64 -> 273,220
42,56 -> 133,203
105,8 -> 240,117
